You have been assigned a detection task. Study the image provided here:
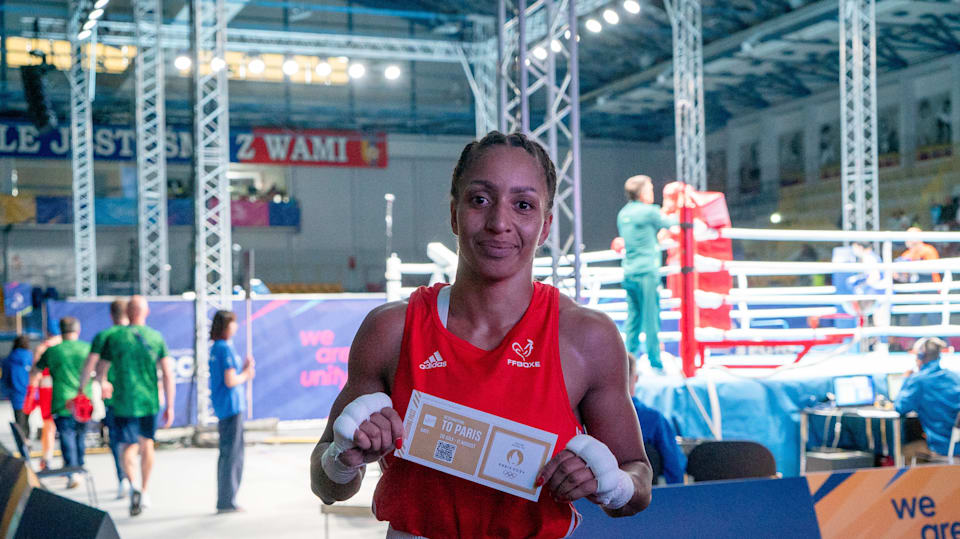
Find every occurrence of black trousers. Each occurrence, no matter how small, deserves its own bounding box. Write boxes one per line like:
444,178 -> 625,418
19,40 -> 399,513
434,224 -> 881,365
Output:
13,409 -> 29,438
217,413 -> 244,510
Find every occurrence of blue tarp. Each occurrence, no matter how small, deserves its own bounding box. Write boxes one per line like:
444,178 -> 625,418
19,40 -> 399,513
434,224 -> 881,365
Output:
634,372 -> 895,477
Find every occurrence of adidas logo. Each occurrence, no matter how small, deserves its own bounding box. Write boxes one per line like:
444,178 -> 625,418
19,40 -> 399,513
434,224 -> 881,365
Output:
419,351 -> 447,370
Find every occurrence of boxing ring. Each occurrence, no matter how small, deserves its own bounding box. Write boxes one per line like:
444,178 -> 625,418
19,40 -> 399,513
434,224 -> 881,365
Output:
386,225 -> 960,476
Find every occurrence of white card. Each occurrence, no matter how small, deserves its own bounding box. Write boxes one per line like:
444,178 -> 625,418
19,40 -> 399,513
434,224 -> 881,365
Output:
395,390 -> 557,501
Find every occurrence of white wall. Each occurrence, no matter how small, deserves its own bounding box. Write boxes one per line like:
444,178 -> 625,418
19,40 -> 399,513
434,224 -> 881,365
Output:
0,133 -> 675,294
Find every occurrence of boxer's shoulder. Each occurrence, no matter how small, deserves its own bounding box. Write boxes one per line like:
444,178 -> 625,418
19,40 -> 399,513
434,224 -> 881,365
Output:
558,295 -> 625,381
349,300 -> 408,384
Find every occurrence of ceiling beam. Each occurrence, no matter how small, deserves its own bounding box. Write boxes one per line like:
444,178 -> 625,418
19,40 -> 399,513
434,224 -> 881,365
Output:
581,0 -> 839,109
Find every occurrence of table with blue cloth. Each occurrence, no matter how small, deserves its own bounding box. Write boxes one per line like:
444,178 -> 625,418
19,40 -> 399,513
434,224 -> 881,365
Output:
633,372 -> 899,477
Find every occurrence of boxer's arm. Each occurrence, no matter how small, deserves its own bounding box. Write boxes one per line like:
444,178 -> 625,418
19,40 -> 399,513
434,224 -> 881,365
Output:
310,301 -> 406,504
544,307 -> 652,516
579,315 -> 652,516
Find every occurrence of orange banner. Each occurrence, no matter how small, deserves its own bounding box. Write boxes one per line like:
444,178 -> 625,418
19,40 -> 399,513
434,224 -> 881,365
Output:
808,465 -> 960,538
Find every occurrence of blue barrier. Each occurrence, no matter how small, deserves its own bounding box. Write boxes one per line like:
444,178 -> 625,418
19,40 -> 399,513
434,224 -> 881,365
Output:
46,296 -> 383,426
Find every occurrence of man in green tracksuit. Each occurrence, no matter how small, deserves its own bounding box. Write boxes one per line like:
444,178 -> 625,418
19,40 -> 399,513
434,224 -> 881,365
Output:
617,175 -> 674,371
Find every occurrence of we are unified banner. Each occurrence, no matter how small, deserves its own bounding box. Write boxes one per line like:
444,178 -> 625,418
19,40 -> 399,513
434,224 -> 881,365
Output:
47,295 -> 384,425
572,465 -> 960,538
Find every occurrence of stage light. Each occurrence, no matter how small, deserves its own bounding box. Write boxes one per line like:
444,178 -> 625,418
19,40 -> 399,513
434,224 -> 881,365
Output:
174,54 -> 191,71
564,29 -> 571,39
348,63 -> 366,79
315,61 -> 332,76
585,18 -> 602,33
770,212 -> 782,224
94,0 -> 110,8
551,39 -> 562,53
603,9 -> 620,24
210,56 -> 226,72
77,29 -> 92,41
384,65 -> 401,80
83,19 -> 97,31
21,65 -> 58,134
533,46 -> 547,60
623,0 -> 641,14
88,8 -> 104,20
282,57 -> 299,76
248,57 -> 265,74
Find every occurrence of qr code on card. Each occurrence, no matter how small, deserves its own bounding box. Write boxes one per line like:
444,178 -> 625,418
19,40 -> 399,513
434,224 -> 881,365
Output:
433,440 -> 457,463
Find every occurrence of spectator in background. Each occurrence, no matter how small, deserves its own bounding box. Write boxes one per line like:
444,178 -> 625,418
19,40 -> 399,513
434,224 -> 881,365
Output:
27,333 -> 62,470
628,354 -> 686,484
897,227 -> 941,284
2,335 -> 33,436
29,317 -> 91,488
80,296 -> 175,516
88,298 -> 131,499
209,310 -> 256,514
848,242 -> 890,347
895,337 -> 960,460
895,228 -> 941,326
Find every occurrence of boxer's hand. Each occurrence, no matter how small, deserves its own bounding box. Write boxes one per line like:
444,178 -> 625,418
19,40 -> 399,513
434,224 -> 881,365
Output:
539,434 -> 635,509
537,449 -> 601,504
336,405 -> 404,467
321,392 -> 403,483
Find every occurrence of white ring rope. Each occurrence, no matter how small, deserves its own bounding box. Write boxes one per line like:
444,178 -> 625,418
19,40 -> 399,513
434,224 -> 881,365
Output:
389,227 -> 960,370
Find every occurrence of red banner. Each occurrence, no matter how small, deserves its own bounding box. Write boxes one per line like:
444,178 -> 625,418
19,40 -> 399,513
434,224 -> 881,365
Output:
234,128 -> 388,168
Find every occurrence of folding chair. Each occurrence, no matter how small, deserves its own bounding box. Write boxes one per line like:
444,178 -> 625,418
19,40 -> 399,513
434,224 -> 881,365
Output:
686,441 -> 777,482
644,443 -> 663,484
908,412 -> 960,466
9,422 -> 98,506
948,411 -> 960,463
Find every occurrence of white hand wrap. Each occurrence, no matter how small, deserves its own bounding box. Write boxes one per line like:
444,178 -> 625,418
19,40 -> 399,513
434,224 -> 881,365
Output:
321,392 -> 393,484
565,434 -> 635,510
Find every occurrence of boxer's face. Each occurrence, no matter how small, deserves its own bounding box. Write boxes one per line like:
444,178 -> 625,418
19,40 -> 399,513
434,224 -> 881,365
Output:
450,145 -> 552,281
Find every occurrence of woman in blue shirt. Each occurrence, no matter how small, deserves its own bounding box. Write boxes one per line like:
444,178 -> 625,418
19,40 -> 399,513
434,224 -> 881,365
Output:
209,310 -> 256,513
2,335 -> 32,436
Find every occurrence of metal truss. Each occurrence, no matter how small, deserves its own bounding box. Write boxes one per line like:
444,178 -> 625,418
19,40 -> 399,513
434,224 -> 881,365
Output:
459,23 -> 498,138
193,0 -> 232,425
498,0 -> 583,299
135,0 -> 169,296
839,0 -> 879,233
664,0 -> 707,192
90,20 -> 475,63
69,0 -> 97,297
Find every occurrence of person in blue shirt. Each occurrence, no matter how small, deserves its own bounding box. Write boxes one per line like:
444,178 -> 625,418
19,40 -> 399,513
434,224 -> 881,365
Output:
628,354 -> 686,483
209,310 -> 256,513
895,337 -> 960,459
2,335 -> 33,436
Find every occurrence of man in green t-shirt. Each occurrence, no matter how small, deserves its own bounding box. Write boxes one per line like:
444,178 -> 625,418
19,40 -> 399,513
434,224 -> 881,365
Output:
616,175 -> 674,371
88,298 -> 130,498
29,316 -> 92,488
80,295 -> 175,516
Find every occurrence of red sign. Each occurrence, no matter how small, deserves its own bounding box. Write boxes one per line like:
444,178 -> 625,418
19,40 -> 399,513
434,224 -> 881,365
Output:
234,128 -> 388,168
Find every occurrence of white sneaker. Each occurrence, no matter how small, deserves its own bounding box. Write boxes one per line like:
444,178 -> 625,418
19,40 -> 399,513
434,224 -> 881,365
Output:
116,478 -> 131,500
140,492 -> 152,509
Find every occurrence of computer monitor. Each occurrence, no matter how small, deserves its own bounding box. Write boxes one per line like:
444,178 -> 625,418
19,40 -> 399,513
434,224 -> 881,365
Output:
834,375 -> 876,407
886,373 -> 908,401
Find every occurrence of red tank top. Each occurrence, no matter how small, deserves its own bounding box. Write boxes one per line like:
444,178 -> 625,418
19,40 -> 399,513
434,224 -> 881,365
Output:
373,282 -> 583,539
